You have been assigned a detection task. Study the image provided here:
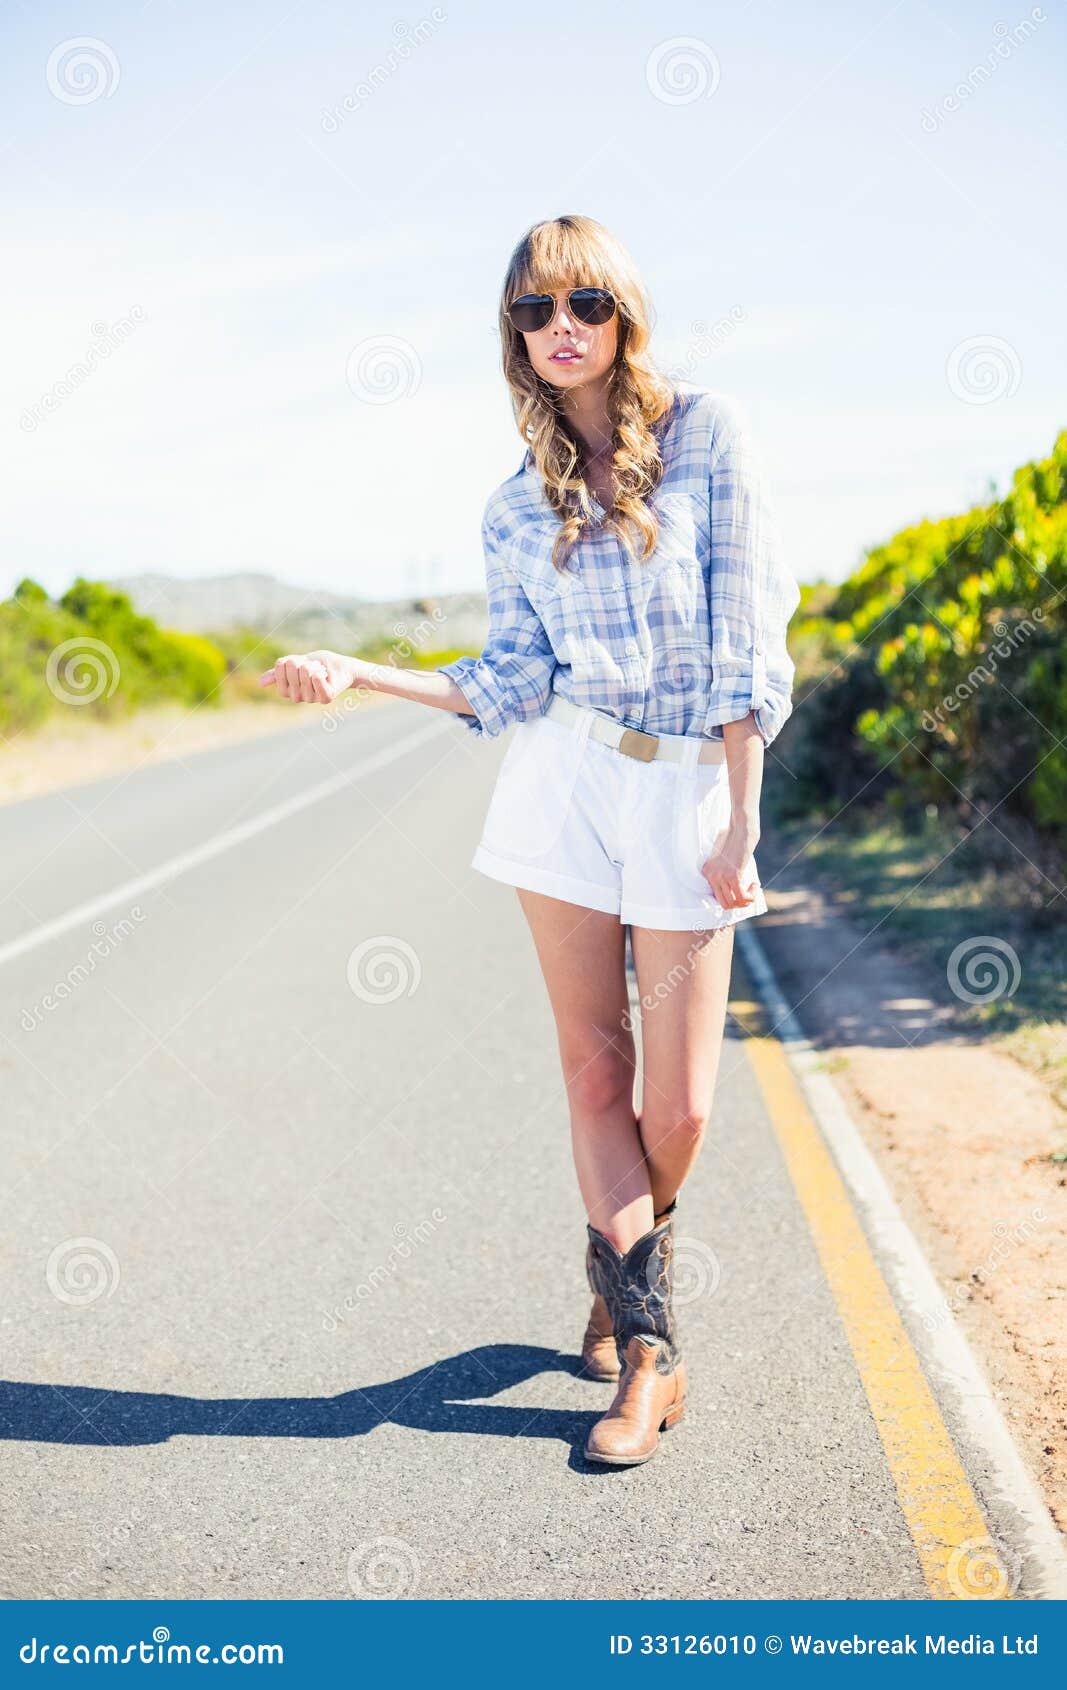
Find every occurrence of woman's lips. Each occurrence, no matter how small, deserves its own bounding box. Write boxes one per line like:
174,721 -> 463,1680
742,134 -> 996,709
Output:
550,348 -> 583,362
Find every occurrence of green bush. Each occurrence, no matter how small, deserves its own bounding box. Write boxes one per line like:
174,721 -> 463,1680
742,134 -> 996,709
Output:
784,430 -> 1067,850
0,575 -> 231,733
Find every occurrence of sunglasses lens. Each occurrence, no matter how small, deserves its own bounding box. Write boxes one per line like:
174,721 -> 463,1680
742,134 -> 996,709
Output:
508,294 -> 553,333
569,288 -> 616,325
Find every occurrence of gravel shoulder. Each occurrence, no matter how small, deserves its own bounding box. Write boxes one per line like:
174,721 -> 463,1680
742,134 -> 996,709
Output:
755,819 -> 1067,1536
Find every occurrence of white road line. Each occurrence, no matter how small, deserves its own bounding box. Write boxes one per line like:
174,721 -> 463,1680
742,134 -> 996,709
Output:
738,922 -> 1067,1599
0,718 -> 449,973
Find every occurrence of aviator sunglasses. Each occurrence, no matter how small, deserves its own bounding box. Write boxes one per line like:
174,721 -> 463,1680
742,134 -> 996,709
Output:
507,286 -> 618,334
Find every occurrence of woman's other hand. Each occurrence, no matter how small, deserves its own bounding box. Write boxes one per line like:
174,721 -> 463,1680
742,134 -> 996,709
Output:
257,650 -> 363,704
700,817 -> 761,909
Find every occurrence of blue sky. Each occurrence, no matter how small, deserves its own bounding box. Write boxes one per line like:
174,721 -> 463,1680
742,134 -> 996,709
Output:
3,0 -> 1063,604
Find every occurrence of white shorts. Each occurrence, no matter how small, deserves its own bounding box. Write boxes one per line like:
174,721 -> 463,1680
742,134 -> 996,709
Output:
470,704 -> 769,931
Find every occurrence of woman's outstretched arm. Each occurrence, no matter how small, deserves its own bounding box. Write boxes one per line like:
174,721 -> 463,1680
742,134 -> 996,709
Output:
257,647 -> 479,718
258,505 -> 557,732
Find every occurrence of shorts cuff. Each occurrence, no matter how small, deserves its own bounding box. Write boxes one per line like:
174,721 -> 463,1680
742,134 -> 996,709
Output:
620,887 -> 769,932
471,846 -> 622,917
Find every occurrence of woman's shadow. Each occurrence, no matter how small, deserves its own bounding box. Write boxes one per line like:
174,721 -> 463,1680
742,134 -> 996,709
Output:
0,1345 -> 607,1467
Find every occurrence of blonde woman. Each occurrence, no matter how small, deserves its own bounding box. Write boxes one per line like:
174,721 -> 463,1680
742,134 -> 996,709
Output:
259,215 -> 800,1467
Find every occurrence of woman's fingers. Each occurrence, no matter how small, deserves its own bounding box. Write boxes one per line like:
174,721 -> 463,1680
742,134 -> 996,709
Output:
702,862 -> 757,908
255,654 -> 340,703
717,880 -> 746,908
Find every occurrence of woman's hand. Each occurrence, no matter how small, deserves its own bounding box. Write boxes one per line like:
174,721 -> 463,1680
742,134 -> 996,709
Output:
257,650 -> 365,704
699,816 -> 761,909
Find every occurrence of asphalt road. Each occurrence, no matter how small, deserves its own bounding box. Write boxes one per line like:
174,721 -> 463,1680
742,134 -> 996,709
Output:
0,698 -> 1036,1599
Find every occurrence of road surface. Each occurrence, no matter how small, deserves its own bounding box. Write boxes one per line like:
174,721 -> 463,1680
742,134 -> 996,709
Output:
0,699 -> 1057,1599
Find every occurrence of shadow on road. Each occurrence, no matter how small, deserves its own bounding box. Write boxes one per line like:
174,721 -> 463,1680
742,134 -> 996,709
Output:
0,1344 -> 606,1450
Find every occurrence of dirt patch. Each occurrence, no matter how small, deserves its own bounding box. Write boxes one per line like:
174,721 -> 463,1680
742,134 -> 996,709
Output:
754,822 -> 1067,1534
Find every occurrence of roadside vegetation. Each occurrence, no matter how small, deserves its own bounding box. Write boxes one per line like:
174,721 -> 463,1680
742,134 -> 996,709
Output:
0,575 -> 464,734
769,429 -> 1067,1132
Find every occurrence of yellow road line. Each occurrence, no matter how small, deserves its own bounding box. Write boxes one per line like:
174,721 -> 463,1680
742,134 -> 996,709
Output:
731,974 -> 1006,1601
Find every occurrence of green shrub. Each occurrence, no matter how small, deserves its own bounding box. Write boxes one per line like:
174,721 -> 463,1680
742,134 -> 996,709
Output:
785,430 -> 1067,851
0,576 -> 230,732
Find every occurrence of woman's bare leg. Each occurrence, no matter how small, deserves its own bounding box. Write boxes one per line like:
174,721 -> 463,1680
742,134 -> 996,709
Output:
629,924 -> 735,1214
515,889 -> 654,1251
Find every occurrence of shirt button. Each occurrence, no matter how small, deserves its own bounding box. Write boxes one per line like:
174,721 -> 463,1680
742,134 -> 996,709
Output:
625,640 -> 638,655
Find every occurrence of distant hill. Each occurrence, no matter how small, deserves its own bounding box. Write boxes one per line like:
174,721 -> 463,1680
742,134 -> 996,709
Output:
103,570 -> 489,650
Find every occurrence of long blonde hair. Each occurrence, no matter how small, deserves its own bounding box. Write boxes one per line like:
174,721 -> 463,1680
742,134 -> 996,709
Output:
499,215 -> 674,570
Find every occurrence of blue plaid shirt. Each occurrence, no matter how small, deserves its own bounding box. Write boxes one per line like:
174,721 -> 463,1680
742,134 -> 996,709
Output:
438,383 -> 800,748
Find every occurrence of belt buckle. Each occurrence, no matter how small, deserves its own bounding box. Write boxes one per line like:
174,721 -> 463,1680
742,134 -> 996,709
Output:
618,726 -> 659,762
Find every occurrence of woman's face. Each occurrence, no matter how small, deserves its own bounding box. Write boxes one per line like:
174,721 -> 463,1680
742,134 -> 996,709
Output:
518,287 -> 618,392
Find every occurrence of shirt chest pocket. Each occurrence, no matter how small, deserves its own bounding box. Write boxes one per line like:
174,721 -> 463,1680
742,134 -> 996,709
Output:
507,540 -> 596,656
635,494 -> 708,631
650,490 -> 709,569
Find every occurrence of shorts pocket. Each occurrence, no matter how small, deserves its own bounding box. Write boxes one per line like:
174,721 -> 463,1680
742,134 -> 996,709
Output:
479,715 -> 586,860
671,764 -> 733,889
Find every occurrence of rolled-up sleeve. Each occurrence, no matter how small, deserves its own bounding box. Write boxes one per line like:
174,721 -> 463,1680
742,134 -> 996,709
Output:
437,511 -> 558,740
701,401 -> 800,750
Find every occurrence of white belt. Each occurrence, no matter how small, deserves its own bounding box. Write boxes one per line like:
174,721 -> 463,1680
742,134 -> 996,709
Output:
544,693 -> 725,765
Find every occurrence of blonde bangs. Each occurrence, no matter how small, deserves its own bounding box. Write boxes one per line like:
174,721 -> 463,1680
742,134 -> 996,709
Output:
509,221 -> 621,304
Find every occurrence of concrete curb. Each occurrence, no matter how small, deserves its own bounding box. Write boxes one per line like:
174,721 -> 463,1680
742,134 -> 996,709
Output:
738,922 -> 1067,1600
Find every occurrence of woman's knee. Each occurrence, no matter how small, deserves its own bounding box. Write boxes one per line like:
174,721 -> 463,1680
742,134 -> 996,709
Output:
644,1102 -> 711,1152
562,1040 -> 635,1120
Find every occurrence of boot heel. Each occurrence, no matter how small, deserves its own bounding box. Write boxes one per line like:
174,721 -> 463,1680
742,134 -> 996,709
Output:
661,1397 -> 686,1431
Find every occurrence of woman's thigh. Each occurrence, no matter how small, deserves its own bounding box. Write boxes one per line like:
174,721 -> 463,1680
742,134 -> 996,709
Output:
515,889 -> 635,1101
629,924 -> 736,1133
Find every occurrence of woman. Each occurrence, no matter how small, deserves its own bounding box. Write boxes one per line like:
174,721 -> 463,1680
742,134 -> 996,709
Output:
259,214 -> 800,1468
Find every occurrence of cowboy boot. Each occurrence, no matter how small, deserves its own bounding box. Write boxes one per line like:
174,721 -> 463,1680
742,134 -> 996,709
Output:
583,1211 -> 686,1466
581,1244 -> 619,1381
581,1197 -> 677,1381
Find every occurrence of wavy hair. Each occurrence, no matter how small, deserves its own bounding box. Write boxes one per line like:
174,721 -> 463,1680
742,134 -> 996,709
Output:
498,215 -> 675,571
